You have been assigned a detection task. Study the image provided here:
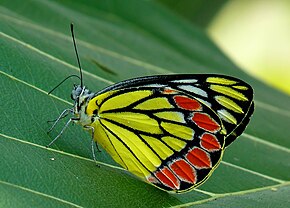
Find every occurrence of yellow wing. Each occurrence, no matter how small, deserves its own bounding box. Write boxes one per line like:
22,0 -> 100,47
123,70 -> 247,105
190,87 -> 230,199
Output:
86,87 -> 225,192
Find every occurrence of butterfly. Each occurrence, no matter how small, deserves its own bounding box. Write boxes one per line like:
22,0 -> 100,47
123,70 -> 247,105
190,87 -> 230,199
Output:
47,24 -> 254,193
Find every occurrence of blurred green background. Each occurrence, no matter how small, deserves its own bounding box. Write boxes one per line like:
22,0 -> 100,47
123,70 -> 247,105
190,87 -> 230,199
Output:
159,0 -> 290,95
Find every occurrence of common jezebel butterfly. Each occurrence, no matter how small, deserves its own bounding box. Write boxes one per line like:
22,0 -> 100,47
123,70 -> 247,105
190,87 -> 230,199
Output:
48,24 -> 254,193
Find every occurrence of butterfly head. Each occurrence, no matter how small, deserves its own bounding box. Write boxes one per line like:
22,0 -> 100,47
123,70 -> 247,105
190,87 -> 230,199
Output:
71,84 -> 95,124
71,84 -> 94,105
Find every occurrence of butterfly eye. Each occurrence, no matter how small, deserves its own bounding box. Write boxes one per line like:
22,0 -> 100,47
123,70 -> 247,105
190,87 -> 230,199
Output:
71,88 -> 79,101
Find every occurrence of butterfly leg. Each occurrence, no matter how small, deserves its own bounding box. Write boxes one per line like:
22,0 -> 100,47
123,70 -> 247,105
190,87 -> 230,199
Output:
91,140 -> 101,168
84,125 -> 101,167
47,109 -> 71,123
47,108 -> 72,133
46,117 -> 79,147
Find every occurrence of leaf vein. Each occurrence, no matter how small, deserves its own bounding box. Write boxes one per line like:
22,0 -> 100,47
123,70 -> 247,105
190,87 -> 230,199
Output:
0,180 -> 83,208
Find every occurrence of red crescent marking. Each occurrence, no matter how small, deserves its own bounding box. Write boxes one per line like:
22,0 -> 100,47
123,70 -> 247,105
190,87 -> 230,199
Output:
192,112 -> 220,132
170,159 -> 197,184
201,133 -> 221,151
155,167 -> 180,190
174,95 -> 202,111
186,148 -> 212,169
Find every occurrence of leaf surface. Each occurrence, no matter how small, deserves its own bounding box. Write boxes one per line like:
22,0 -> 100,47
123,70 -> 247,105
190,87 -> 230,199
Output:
0,0 -> 289,207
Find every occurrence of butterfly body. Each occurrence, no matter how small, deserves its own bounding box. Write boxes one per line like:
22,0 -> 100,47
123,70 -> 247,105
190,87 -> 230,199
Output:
66,74 -> 254,193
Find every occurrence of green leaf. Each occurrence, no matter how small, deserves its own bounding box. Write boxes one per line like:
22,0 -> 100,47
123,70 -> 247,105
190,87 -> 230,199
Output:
0,0 -> 289,207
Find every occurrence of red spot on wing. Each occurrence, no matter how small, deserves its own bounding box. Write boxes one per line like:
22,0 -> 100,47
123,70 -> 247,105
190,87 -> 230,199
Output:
201,133 -> 221,151
163,88 -> 177,94
146,175 -> 160,184
155,167 -> 180,190
174,95 -> 202,111
186,148 -> 212,169
170,159 -> 197,184
192,112 -> 220,132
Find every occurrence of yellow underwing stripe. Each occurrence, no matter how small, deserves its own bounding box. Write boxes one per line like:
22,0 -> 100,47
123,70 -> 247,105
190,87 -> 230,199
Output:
102,120 -> 161,173
102,112 -> 162,134
161,122 -> 194,140
210,85 -> 248,101
140,135 -> 174,160
217,109 -> 237,124
161,136 -> 187,151
101,90 -> 153,111
206,77 -> 237,85
106,131 -> 151,177
154,111 -> 185,123
134,97 -> 173,110
215,96 -> 244,113
233,85 -> 248,90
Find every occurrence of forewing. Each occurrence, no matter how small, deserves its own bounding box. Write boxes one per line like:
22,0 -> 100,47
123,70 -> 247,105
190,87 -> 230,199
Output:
97,74 -> 254,147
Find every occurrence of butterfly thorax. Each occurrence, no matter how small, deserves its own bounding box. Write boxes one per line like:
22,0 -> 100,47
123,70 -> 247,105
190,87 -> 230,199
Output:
71,85 -> 95,126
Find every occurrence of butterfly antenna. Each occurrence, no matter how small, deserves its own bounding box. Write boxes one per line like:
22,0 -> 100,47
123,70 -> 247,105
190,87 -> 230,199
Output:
70,23 -> 83,87
48,75 -> 81,95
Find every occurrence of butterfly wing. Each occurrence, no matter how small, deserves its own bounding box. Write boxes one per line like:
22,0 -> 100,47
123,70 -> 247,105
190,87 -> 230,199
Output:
96,74 -> 254,147
86,74 -> 254,192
